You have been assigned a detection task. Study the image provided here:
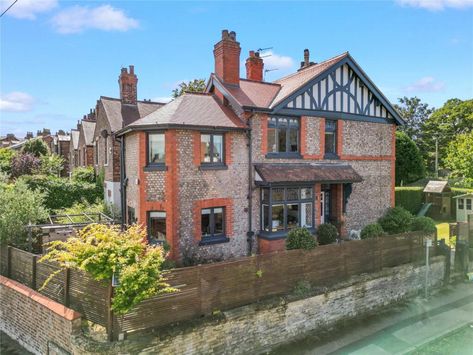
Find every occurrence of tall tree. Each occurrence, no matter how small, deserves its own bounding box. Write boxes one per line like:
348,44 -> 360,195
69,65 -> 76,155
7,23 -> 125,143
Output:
422,99 -> 473,171
395,131 -> 425,186
394,96 -> 434,141
172,79 -> 206,98
444,131 -> 473,186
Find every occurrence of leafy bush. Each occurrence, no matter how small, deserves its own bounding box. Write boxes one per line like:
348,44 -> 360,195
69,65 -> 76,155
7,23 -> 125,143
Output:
0,148 -> 16,175
22,139 -> 49,157
40,154 -> 64,176
360,223 -> 386,239
378,206 -> 413,234
11,153 -> 41,178
411,216 -> 436,234
286,227 -> 316,250
395,131 -> 425,185
20,174 -> 102,211
72,166 -> 96,183
317,223 -> 338,245
40,224 -> 177,314
0,180 -> 48,248
395,187 -> 424,215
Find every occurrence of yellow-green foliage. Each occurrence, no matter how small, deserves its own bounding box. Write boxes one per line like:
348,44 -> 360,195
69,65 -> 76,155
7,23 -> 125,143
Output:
56,200 -> 104,224
40,224 -> 177,314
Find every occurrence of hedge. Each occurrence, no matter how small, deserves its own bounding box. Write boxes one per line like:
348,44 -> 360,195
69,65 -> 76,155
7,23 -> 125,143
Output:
395,187 -> 424,215
20,175 -> 102,212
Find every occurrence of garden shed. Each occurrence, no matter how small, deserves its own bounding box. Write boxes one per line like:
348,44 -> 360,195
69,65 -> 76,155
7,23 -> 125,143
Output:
423,180 -> 452,219
453,193 -> 473,223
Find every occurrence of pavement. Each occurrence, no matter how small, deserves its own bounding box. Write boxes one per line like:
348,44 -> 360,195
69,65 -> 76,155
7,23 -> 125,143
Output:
272,282 -> 473,355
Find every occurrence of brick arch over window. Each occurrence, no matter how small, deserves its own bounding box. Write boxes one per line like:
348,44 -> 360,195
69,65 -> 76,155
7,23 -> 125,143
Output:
193,198 -> 234,241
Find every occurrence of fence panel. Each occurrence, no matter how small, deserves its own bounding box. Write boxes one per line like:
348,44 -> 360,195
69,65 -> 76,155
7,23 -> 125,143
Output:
0,246 -> 8,275
9,248 -> 35,287
35,261 -> 64,303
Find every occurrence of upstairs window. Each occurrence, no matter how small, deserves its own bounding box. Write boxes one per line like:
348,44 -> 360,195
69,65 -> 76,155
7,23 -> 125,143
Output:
148,133 -> 165,166
201,133 -> 224,165
267,117 -> 299,156
324,119 -> 337,157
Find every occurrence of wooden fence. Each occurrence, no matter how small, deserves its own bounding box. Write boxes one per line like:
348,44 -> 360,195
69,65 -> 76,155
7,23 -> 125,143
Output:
0,232 -> 432,340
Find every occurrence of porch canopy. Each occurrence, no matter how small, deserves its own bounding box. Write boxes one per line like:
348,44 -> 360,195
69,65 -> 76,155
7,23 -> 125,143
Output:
254,163 -> 363,186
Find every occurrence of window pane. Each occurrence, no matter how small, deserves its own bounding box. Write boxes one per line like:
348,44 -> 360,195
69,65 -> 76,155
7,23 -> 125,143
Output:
301,188 -> 312,199
267,127 -> 277,153
213,135 -> 223,163
326,120 -> 336,132
278,128 -> 287,152
263,204 -> 270,231
272,188 -> 284,201
459,199 -> 464,209
262,188 -> 270,202
287,204 -> 299,229
287,188 -> 299,201
149,134 -> 165,164
201,209 -> 211,236
289,128 -> 298,152
149,211 -> 166,244
214,208 -> 224,234
301,202 -> 313,228
325,132 -> 336,154
289,118 -> 299,127
467,199 -> 472,210
269,117 -> 277,127
201,134 -> 211,163
271,205 -> 284,231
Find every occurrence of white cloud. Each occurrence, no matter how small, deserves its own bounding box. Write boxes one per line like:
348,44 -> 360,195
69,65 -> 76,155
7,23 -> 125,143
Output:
405,77 -> 445,92
51,5 -> 139,34
262,51 -> 295,70
396,0 -> 473,10
0,0 -> 57,20
151,97 -> 173,103
0,92 -> 36,112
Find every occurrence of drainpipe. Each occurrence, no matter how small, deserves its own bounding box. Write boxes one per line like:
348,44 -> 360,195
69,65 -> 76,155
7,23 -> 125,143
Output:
119,135 -> 126,230
246,113 -> 255,255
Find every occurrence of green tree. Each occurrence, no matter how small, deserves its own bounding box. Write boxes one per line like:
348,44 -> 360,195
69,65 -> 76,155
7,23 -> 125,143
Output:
395,131 -> 425,185
40,154 -> 64,176
444,131 -> 473,185
0,180 -> 48,248
422,99 -> 473,171
22,138 -> 49,157
40,224 -> 177,314
0,148 -> 16,175
172,79 -> 206,98
394,96 -> 434,141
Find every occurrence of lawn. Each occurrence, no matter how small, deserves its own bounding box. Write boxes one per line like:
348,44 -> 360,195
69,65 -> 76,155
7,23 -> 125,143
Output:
408,325 -> 473,355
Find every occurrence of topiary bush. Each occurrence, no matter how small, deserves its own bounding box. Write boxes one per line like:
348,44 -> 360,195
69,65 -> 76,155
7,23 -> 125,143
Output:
378,206 -> 413,234
317,223 -> 338,245
411,216 -> 436,234
286,227 -> 316,250
360,223 -> 385,239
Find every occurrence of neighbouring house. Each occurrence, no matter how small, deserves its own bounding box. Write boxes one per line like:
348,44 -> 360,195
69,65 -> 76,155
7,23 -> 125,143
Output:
453,193 -> 473,223
423,180 -> 452,219
90,66 -> 164,212
77,118 -> 96,167
117,30 -> 403,262
0,133 -> 21,148
48,130 -> 71,175
69,128 -> 80,172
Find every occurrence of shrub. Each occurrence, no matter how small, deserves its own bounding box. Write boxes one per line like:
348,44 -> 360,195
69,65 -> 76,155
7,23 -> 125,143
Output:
411,216 -> 436,234
22,139 -> 49,157
11,153 -> 41,178
40,224 -> 177,314
0,148 -> 16,175
72,166 -> 96,183
378,206 -> 413,234
317,223 -> 338,245
20,174 -> 102,211
360,223 -> 385,239
395,131 -> 425,185
39,154 -> 64,176
286,227 -> 316,250
395,187 -> 424,215
0,180 -> 48,248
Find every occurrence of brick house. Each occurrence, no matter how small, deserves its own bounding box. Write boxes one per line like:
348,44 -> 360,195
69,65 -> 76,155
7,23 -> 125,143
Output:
69,128 -> 80,172
47,130 -> 71,175
90,66 -> 163,212
117,30 -> 403,262
77,119 -> 96,167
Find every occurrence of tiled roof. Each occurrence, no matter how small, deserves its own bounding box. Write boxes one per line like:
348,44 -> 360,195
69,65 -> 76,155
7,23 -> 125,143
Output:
70,129 -> 80,150
219,77 -> 281,108
127,93 -> 246,130
254,163 -> 362,184
81,120 -> 96,146
100,97 -> 164,132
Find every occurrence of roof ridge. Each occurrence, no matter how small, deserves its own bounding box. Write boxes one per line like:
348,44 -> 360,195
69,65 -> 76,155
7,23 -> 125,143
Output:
239,78 -> 281,87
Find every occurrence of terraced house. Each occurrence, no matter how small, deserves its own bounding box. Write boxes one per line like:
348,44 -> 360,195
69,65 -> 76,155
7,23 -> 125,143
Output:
116,30 -> 403,262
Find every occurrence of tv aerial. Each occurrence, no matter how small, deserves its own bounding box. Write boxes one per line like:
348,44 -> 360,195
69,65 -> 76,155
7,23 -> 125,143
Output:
256,47 -> 273,58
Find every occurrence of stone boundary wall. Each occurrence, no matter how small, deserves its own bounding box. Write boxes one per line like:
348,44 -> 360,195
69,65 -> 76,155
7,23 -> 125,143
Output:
72,256 -> 446,355
0,275 -> 81,355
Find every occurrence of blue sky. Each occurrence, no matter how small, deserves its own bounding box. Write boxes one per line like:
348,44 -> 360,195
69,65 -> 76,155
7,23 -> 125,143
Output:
1,0 -> 472,137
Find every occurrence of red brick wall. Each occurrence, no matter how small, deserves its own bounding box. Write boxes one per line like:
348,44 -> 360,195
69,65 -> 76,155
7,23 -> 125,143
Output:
258,238 -> 286,254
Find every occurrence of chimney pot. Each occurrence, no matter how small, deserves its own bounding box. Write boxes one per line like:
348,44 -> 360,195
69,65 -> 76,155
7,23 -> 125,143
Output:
304,49 -> 310,66
246,50 -> 264,82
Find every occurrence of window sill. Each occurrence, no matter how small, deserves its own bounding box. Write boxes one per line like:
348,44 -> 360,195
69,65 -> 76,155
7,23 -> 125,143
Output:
199,235 -> 230,246
323,153 -> 339,160
265,153 -> 302,159
143,165 -> 167,172
258,227 -> 316,240
199,164 -> 228,171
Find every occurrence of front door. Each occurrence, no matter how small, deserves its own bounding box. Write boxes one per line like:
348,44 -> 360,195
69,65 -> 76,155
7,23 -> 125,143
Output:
320,187 -> 331,225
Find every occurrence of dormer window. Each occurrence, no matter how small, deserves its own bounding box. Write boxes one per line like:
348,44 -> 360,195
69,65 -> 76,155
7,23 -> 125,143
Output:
267,117 -> 299,157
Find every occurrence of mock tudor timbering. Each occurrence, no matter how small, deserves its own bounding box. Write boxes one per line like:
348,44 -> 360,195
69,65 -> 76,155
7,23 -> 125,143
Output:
70,29 -> 402,263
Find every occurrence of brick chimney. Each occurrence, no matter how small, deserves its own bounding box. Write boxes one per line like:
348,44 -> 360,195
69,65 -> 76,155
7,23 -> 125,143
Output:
299,49 -> 316,71
245,51 -> 264,82
214,30 -> 241,86
118,65 -> 138,105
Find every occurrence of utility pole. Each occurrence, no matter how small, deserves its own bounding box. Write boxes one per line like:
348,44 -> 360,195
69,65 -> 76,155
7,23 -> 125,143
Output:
435,137 -> 439,179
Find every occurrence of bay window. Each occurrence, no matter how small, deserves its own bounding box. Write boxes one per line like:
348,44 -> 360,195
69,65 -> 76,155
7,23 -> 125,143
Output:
267,117 -> 299,156
261,186 -> 314,234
